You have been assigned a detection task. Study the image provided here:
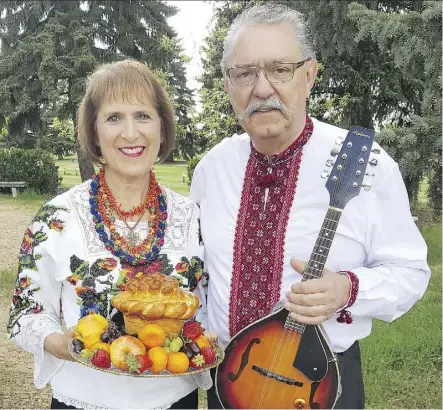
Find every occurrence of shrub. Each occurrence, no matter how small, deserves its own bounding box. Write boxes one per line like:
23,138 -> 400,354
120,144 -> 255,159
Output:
0,148 -> 59,195
187,154 -> 205,187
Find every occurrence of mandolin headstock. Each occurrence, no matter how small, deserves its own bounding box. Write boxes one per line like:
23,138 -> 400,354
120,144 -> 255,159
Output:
322,126 -> 377,209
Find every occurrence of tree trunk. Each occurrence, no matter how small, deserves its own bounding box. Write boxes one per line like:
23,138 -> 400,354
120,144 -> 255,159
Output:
69,79 -> 95,182
164,152 -> 175,163
57,152 -> 63,160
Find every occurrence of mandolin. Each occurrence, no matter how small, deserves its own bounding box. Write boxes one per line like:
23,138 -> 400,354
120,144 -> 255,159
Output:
216,126 -> 377,409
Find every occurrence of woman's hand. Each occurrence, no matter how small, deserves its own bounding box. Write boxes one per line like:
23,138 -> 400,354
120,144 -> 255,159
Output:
44,326 -> 77,362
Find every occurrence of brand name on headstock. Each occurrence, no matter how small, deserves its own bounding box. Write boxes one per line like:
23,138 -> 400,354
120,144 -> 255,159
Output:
352,130 -> 371,139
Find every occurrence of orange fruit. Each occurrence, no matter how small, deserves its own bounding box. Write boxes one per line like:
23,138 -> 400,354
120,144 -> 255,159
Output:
83,333 -> 103,350
194,335 -> 211,350
90,342 -> 111,354
147,346 -> 168,373
167,352 -> 190,373
138,324 -> 167,348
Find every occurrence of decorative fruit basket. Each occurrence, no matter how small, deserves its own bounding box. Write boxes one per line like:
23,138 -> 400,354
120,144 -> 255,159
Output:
69,273 -> 224,377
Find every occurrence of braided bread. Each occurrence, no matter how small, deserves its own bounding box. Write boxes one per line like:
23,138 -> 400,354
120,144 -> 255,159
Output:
111,273 -> 199,334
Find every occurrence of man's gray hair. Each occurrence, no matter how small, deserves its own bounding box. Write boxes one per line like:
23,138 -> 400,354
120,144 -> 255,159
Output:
220,3 -> 315,71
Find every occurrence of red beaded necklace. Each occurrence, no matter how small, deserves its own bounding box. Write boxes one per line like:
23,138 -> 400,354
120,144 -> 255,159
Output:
98,169 -> 150,219
97,168 -> 161,257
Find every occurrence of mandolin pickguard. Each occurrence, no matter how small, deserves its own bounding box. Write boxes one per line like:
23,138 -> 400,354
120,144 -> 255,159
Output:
293,325 -> 328,382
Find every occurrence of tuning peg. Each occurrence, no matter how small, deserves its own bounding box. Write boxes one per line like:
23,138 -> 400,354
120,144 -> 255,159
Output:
321,171 -> 330,179
335,136 -> 344,144
362,182 -> 372,191
325,159 -> 334,167
371,148 -> 380,154
365,172 -> 375,177
369,158 -> 378,166
330,146 -> 340,156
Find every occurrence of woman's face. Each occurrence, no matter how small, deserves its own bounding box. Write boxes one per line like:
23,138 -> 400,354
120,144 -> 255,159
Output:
95,97 -> 162,181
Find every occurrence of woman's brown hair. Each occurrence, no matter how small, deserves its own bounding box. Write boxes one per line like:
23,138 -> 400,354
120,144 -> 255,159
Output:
77,59 -> 176,164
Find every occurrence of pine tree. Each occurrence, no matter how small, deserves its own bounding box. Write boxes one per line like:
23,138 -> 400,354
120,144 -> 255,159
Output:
0,1 -> 194,179
347,0 -> 441,212
193,0 -> 440,208
192,1 -> 256,149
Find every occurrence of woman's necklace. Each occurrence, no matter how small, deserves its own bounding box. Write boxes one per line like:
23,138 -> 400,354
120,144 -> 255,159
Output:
98,170 -> 149,218
89,168 -> 167,266
121,213 -> 145,248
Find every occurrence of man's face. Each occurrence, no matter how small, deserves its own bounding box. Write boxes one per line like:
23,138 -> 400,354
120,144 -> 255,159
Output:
225,23 -> 317,144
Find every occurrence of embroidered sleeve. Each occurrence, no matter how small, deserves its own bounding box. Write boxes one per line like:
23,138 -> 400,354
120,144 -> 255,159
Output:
7,204 -> 68,388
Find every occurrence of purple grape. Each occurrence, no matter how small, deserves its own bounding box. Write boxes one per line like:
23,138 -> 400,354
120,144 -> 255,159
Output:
188,342 -> 200,355
72,338 -> 84,354
181,346 -> 194,359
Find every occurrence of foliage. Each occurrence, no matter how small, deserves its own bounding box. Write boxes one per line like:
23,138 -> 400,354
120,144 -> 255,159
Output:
195,0 -> 441,209
191,1 -> 253,150
347,0 -> 442,212
0,1 -> 194,176
0,148 -> 59,194
187,154 -> 206,187
37,117 -> 75,160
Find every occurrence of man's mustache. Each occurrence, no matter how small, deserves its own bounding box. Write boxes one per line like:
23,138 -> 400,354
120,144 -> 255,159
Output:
237,97 -> 291,121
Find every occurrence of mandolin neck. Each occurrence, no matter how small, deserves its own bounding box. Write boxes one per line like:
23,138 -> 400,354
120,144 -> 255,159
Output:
284,207 -> 343,333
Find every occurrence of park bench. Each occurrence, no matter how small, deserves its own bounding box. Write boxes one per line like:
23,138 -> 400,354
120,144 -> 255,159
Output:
0,181 -> 28,197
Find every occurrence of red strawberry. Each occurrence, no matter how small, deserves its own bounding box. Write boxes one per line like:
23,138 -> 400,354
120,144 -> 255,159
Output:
189,353 -> 206,369
182,321 -> 203,340
126,353 -> 153,374
136,354 -> 153,373
200,346 -> 216,365
91,349 -> 111,369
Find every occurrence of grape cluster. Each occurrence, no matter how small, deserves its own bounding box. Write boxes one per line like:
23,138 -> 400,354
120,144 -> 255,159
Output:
101,321 -> 123,343
72,338 -> 84,354
181,341 -> 200,359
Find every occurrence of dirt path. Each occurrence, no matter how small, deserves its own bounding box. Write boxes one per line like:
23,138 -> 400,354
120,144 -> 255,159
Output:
0,200 -> 52,409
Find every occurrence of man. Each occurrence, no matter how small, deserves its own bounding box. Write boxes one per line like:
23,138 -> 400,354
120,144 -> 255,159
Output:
190,4 -> 430,409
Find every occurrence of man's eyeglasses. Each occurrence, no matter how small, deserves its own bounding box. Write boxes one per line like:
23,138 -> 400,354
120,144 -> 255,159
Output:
226,58 -> 312,87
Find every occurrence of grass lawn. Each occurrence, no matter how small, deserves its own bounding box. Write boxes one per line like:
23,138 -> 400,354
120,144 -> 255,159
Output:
360,222 -> 442,409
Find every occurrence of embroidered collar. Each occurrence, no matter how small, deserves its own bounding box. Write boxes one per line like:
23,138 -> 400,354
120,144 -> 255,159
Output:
250,115 -> 313,166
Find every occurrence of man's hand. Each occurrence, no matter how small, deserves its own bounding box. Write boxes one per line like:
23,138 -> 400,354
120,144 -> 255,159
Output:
284,258 -> 350,325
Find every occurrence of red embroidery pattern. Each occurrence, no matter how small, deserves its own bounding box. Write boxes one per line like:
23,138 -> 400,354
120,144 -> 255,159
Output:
229,116 -> 314,337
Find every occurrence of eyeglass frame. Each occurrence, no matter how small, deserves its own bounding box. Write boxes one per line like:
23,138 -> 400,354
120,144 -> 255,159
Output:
225,57 -> 312,87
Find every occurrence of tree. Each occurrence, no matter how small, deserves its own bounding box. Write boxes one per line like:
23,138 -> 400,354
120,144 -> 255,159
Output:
195,0 -> 440,209
347,0 -> 441,212
37,117 -> 75,160
0,1 -> 193,179
159,36 -> 195,161
192,1 -> 255,150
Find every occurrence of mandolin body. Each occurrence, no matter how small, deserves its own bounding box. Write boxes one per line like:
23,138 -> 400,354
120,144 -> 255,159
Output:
216,308 -> 340,409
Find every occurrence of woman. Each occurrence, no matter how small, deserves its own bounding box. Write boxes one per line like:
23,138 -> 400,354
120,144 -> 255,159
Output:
7,59 -> 211,409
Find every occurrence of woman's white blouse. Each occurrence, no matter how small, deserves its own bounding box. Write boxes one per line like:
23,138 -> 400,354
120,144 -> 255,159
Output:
7,181 -> 211,409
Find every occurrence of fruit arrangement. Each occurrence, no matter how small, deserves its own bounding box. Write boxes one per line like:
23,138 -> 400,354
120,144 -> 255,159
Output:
70,313 -> 223,376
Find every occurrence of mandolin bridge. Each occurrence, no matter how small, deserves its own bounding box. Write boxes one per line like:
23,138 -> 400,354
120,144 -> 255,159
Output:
252,365 -> 304,387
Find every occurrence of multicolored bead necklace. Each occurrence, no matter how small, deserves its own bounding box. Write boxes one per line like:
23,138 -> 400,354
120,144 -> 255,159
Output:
89,168 -> 167,266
